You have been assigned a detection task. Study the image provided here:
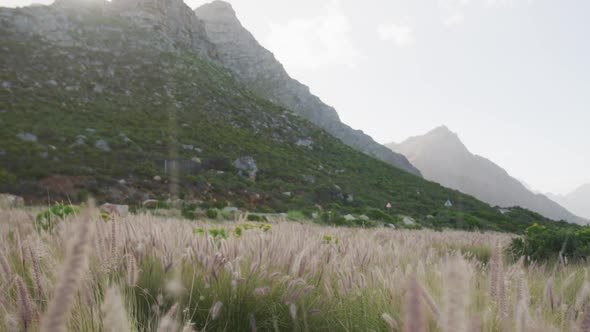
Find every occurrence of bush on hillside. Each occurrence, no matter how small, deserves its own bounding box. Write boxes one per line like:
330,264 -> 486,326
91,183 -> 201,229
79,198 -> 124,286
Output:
508,223 -> 589,262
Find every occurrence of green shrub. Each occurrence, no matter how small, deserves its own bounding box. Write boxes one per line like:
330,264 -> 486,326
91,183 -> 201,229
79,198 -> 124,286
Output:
286,210 -> 305,221
36,203 -> 78,231
0,168 -> 16,184
508,223 -> 588,262
182,203 -> 198,220
206,209 -> 218,219
208,228 -> 228,239
247,214 -> 264,222
364,208 -> 394,222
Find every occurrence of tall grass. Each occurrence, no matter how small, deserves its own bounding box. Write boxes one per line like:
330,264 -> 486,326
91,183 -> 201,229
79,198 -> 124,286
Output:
0,207 -> 588,331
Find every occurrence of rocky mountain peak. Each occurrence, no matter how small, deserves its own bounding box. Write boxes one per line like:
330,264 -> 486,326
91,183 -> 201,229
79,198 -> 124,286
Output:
425,125 -> 459,140
194,0 -> 237,23
394,125 -> 467,157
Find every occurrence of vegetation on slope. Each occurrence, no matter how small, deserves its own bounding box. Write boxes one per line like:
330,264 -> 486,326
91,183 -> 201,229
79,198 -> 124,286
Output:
0,19 -> 571,233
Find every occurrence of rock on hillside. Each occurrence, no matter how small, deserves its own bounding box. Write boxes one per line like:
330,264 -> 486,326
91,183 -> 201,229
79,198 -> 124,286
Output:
194,1 -> 421,176
388,126 -> 588,225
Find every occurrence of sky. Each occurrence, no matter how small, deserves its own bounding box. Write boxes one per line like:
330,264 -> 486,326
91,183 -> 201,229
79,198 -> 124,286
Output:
2,0 -> 589,195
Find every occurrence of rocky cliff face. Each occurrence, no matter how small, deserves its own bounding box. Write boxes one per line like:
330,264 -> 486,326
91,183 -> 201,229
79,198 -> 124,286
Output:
194,1 -> 421,176
388,126 -> 588,224
1,0 -> 214,57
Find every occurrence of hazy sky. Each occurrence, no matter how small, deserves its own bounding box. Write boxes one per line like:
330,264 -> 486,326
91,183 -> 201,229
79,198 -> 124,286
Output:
2,0 -> 589,195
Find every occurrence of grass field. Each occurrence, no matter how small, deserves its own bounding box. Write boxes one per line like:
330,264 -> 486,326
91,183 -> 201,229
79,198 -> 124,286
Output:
0,206 -> 589,331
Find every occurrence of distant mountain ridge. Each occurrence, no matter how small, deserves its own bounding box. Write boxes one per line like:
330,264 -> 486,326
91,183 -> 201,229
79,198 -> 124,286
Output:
387,126 -> 588,225
547,184 -> 590,221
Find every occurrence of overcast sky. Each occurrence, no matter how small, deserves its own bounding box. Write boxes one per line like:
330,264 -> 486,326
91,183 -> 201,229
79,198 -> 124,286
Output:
2,0 -> 589,195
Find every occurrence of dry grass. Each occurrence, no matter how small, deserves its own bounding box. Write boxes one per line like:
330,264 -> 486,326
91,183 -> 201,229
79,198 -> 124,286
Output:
0,207 -> 588,331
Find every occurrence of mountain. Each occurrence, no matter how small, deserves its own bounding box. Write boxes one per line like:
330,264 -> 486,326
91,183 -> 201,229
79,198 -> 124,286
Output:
547,184 -> 590,221
387,126 -> 588,225
194,1 -> 420,176
0,0 -> 572,232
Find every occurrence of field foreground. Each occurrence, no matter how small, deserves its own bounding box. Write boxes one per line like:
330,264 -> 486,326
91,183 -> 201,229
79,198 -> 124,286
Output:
0,207 -> 589,331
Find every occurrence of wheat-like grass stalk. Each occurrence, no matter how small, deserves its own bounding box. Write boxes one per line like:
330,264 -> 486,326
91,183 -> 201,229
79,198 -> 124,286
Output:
15,275 -> 35,331
382,313 -> 399,331
126,254 -> 138,287
404,274 -> 425,332
157,303 -> 179,332
39,216 -> 92,332
580,303 -> 590,332
442,255 -> 470,332
210,301 -> 223,321
0,250 -> 11,282
101,286 -> 130,332
28,244 -> 44,303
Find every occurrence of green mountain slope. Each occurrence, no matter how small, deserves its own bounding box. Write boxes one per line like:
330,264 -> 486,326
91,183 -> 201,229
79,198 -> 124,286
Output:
0,2 -> 572,233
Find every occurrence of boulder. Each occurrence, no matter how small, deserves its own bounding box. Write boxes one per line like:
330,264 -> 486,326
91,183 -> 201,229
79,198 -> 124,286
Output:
295,138 -> 313,148
16,132 -> 37,142
401,216 -> 416,226
222,206 -> 239,213
343,214 -> 356,221
100,203 -> 129,217
233,156 -> 257,180
0,194 -> 24,208
385,223 -> 396,229
95,139 -> 111,152
142,199 -> 159,208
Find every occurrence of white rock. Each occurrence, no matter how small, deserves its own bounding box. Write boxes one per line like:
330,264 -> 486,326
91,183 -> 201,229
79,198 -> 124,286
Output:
0,194 -> 24,208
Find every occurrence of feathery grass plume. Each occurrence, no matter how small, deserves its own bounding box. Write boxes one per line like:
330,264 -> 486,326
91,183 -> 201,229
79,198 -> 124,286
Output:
557,271 -> 577,308
249,313 -> 257,332
253,287 -> 270,297
289,303 -> 298,321
126,255 -> 138,287
15,275 -> 35,331
210,301 -> 222,321
3,313 -> 19,332
545,277 -> 556,311
157,304 -> 179,332
382,313 -> 399,331
101,286 -> 130,332
420,283 -> 440,322
15,229 -> 26,269
576,282 -> 590,311
110,218 -> 117,271
40,212 -> 93,332
0,250 -> 11,282
580,303 -> 590,332
513,269 -> 530,332
28,244 -> 44,302
489,245 -> 503,303
182,323 -> 195,332
404,274 -> 425,332
442,255 -> 470,332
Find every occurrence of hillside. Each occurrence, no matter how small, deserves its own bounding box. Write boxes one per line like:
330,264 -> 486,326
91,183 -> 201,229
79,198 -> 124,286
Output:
0,0 -> 570,232
388,126 -> 588,225
547,184 -> 590,221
